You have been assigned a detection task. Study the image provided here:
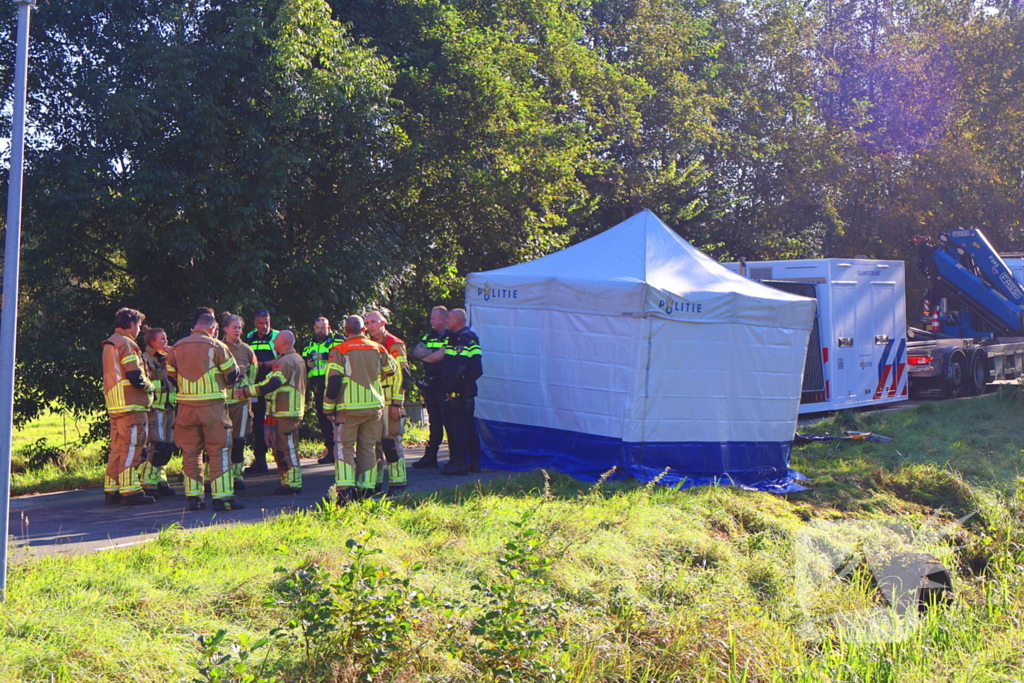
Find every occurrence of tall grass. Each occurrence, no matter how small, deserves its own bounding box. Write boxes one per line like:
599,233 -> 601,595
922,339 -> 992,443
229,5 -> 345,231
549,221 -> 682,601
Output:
2,396 -> 1024,681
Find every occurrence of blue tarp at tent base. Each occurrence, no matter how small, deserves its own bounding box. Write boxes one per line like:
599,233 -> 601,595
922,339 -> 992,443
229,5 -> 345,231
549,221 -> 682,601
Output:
477,418 -> 809,494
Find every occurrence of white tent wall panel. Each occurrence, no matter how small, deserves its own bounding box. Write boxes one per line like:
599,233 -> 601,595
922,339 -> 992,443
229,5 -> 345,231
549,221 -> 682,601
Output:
471,305 -> 643,440
623,319 -> 810,444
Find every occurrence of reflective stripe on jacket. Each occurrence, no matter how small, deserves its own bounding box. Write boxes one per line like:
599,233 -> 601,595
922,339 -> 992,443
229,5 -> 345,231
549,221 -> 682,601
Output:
323,336 -> 396,411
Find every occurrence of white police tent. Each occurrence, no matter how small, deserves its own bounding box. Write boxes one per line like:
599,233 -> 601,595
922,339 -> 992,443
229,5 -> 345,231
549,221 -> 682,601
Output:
465,209 -> 816,491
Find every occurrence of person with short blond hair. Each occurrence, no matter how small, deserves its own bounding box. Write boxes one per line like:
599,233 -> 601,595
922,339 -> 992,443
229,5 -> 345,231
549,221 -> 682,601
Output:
366,310 -> 411,495
138,326 -> 177,498
222,313 -> 258,491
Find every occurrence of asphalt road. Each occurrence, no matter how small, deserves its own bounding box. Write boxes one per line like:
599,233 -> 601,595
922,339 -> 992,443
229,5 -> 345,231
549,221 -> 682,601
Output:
9,445 -> 514,561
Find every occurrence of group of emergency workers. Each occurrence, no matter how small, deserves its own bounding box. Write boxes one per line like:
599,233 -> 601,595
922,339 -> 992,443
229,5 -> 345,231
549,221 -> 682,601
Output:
100,304 -> 483,510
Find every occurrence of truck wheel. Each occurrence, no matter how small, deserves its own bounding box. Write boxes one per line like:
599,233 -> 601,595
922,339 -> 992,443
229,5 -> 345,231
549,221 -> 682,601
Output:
969,349 -> 988,396
944,350 -> 968,399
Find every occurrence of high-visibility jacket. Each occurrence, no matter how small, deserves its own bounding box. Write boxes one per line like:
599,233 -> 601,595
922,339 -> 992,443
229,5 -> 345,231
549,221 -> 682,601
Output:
419,329 -> 448,379
102,332 -> 153,415
225,339 -> 258,406
167,329 -> 238,406
244,328 -> 279,381
441,327 -> 482,398
142,349 -> 176,411
302,334 -> 337,380
323,335 -> 397,412
376,331 -> 410,406
245,350 -> 306,418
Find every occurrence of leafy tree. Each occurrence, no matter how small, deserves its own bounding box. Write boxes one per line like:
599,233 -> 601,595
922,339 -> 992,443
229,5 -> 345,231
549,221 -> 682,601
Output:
1,0 -> 401,422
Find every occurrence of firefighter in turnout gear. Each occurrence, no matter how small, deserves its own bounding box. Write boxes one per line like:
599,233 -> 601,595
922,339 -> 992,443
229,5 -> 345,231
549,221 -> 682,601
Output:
167,313 -> 244,511
102,308 -> 156,505
243,310 -> 279,474
236,330 -> 307,494
222,314 -> 258,491
441,309 -> 483,476
365,311 -> 411,495
411,306 -> 449,468
138,327 -> 177,497
302,317 -> 338,464
324,315 -> 397,502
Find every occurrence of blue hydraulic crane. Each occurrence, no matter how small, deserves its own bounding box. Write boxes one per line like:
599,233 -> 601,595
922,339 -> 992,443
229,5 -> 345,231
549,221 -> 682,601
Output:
914,229 -> 1024,338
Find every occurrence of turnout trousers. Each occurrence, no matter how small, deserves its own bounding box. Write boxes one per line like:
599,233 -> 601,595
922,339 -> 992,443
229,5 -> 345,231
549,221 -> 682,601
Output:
375,411 -> 407,487
175,402 -> 234,499
272,416 -> 303,490
105,412 -> 149,495
139,408 -> 175,488
228,400 -> 254,481
334,408 -> 383,491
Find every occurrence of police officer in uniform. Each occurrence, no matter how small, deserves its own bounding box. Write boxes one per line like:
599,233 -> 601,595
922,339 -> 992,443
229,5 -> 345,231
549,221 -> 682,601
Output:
243,309 -> 278,474
411,306 -> 449,469
302,317 -> 338,464
440,309 -> 483,476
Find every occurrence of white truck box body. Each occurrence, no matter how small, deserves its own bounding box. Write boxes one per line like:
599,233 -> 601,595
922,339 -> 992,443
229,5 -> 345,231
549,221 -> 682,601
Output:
724,258 -> 908,414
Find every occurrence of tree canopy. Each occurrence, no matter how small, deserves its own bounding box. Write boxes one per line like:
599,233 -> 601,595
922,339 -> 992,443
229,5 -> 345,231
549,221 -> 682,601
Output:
2,0 -> 1024,421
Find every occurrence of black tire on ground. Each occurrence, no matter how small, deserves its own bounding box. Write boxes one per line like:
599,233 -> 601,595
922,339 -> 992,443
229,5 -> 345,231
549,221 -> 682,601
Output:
943,350 -> 968,399
969,349 -> 989,396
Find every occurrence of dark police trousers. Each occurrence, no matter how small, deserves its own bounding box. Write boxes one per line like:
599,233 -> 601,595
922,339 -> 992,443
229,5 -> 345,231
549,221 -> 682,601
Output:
423,377 -> 446,456
443,395 -> 481,471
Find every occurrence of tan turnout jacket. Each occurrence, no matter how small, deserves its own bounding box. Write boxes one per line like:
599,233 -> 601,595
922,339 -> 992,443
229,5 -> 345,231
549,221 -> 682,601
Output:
102,332 -> 153,415
167,329 -> 238,406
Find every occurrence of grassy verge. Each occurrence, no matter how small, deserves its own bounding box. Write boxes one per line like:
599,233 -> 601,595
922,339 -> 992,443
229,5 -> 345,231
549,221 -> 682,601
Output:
2,395 -> 1023,681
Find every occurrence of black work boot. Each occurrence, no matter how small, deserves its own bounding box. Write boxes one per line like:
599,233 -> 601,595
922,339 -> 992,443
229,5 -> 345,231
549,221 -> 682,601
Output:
187,496 -> 205,511
411,447 -> 439,469
388,485 -> 407,498
212,498 -> 245,511
317,448 -> 336,465
120,491 -> 157,506
142,487 -> 160,499
157,482 -> 176,497
334,486 -> 353,506
441,457 -> 468,476
243,461 -> 269,476
233,478 -> 246,491
104,491 -> 121,505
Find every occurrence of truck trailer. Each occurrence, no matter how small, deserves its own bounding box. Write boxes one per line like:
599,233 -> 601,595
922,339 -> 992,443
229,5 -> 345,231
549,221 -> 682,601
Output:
730,229 -> 1024,410
724,259 -> 908,414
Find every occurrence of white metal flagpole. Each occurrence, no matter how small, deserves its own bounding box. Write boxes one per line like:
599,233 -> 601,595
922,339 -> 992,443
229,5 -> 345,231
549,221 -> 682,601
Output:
0,0 -> 37,601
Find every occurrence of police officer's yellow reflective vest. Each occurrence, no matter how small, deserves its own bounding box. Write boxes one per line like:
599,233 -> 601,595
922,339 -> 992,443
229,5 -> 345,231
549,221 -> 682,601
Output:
302,334 -> 337,380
